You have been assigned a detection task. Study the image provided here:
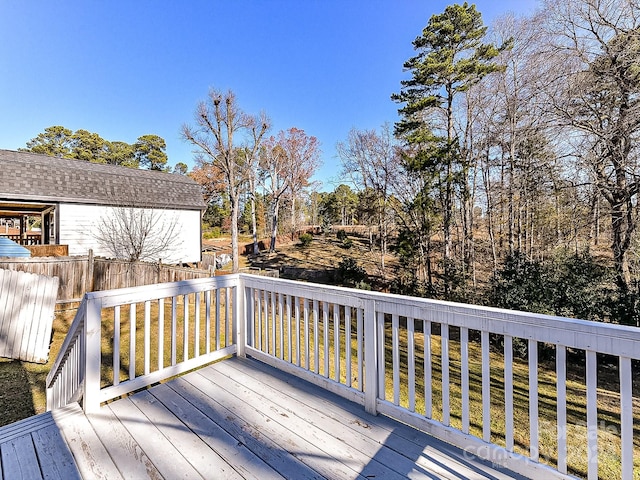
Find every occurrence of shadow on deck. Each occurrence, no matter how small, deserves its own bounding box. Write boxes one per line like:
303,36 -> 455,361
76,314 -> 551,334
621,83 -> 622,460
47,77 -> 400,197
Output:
0,356 -> 527,479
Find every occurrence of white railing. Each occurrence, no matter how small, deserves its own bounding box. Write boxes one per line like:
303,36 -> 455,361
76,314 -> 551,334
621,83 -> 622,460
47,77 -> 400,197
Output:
46,301 -> 86,410
47,274 -> 640,480
46,275 -> 239,411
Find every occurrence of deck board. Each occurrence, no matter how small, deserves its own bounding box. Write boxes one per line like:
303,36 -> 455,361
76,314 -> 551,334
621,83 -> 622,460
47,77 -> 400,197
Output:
84,403 -> 161,479
106,395 -> 205,479
214,360 -> 455,478
228,357 -> 523,480
168,375 -> 323,480
0,356 -> 529,479
150,382 -> 288,480
0,433 -> 43,480
52,403 -> 123,479
31,424 -> 81,480
130,389 -> 244,480
198,361 -> 416,480
181,369 -> 360,479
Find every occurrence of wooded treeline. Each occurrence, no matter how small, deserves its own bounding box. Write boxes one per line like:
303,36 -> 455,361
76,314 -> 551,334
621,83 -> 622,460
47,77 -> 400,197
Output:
191,1 -> 639,326
21,1 -> 632,325
330,0 -> 640,325
21,126 -> 180,172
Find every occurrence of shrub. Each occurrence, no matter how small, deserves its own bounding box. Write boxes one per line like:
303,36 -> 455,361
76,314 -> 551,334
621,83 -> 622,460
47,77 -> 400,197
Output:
203,227 -> 222,239
354,280 -> 372,291
489,250 -> 613,322
337,257 -> 367,286
340,238 -> 353,249
335,229 -> 353,249
488,251 -> 553,315
298,232 -> 313,247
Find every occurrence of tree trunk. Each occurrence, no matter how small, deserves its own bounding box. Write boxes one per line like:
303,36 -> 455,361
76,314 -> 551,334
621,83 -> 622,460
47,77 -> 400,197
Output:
482,156 -> 498,274
507,152 -> 515,255
269,196 -> 281,252
610,197 -> 632,292
251,195 -> 259,255
230,192 -> 240,273
290,196 -> 296,240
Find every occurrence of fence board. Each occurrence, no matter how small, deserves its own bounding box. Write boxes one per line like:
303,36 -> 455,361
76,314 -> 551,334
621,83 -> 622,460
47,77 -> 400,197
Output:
0,269 -> 59,363
0,256 -> 215,304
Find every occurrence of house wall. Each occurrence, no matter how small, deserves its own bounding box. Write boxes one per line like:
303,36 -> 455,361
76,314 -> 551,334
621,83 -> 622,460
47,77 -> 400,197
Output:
58,204 -> 202,263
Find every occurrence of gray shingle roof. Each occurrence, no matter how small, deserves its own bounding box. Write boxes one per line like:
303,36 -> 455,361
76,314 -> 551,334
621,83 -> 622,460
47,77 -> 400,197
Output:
0,149 -> 206,210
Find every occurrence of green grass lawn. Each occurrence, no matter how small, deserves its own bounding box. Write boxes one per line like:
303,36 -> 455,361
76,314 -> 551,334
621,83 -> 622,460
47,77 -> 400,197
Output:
1,297 -> 639,479
0,308 -> 76,425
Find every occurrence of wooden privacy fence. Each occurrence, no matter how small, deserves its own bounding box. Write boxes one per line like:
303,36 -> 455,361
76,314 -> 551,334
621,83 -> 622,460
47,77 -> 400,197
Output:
0,269 -> 59,363
91,258 -> 213,292
0,256 -> 88,302
0,254 -> 213,304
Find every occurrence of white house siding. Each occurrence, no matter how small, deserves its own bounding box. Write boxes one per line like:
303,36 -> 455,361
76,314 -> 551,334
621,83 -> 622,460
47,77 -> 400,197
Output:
58,204 -> 201,264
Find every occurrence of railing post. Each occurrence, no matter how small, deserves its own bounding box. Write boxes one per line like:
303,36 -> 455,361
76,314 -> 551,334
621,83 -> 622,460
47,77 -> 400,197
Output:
46,379 -> 54,411
235,275 -> 246,358
83,295 -> 102,413
364,298 -> 378,415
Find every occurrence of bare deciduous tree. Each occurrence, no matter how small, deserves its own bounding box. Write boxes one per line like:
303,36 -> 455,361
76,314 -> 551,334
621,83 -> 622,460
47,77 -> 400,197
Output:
282,128 -> 321,241
337,124 -> 399,280
94,206 -> 182,263
260,128 -> 320,252
182,89 -> 269,272
541,0 -> 640,292
259,136 -> 289,252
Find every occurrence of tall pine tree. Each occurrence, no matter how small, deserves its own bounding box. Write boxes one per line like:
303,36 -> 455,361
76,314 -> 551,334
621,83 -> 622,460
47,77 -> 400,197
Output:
392,2 -> 504,295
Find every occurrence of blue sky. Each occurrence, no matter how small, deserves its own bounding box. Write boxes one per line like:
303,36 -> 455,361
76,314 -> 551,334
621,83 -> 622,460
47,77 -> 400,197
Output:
0,1 -> 539,191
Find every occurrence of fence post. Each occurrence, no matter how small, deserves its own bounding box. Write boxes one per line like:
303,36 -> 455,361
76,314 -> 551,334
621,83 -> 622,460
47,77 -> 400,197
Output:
83,294 -> 102,413
86,249 -> 94,293
364,298 -> 378,415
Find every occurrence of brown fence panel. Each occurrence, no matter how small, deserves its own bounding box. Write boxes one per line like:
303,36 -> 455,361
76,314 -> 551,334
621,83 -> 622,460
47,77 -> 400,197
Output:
0,256 -> 214,304
94,259 -> 212,291
0,256 -> 88,301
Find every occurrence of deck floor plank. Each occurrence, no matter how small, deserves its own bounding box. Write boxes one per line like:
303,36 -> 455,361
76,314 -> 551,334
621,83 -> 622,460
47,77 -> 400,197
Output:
199,361 -> 428,480
128,389 -> 245,480
226,357 -> 527,480
150,382 -> 288,480
215,359 -> 459,479
181,371 -> 359,479
0,433 -> 43,480
167,375 -> 326,480
84,402 -> 162,480
106,396 -> 205,479
51,403 -> 123,480
32,424 -> 82,480
0,356 -> 529,479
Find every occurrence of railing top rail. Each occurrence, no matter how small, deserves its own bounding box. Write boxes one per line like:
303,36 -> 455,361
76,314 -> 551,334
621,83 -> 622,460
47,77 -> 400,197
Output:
86,274 -> 241,308
241,274 -> 367,308
241,274 -> 640,358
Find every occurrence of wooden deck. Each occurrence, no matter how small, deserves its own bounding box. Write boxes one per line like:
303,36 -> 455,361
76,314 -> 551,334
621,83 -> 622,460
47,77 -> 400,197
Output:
1,357 -> 527,479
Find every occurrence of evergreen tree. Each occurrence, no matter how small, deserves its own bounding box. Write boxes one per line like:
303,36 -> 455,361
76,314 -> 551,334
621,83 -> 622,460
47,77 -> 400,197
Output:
22,125 -> 74,157
392,2 -> 503,295
134,134 -> 169,171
